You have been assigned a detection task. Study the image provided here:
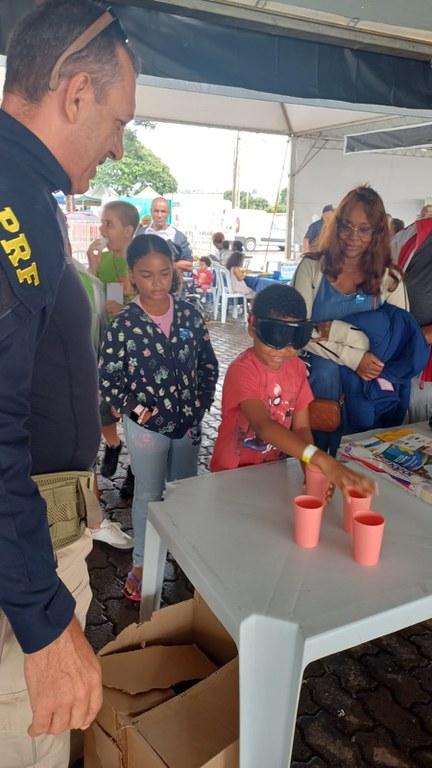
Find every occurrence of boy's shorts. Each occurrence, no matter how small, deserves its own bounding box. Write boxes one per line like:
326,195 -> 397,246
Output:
99,399 -> 120,426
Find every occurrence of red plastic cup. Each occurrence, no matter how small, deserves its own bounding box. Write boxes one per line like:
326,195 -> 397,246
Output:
352,512 -> 385,566
293,495 -> 324,548
343,487 -> 372,534
305,464 -> 330,503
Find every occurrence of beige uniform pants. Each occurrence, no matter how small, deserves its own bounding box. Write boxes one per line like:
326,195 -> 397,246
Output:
0,529 -> 93,768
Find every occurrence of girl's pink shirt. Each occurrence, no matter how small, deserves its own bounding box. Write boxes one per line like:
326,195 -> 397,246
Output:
134,294 -> 174,338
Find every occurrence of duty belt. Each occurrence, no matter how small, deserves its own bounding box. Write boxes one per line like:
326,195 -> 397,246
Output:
32,471 -> 100,550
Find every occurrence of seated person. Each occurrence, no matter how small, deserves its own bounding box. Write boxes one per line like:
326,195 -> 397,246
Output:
231,239 -> 244,252
210,284 -> 376,500
225,250 -> 255,298
193,256 -> 214,300
220,240 -> 231,265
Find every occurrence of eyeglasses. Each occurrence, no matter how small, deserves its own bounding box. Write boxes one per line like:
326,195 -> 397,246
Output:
49,7 -> 127,91
338,221 -> 375,240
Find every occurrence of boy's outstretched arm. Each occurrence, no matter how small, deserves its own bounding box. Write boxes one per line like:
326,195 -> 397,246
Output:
240,400 -> 377,499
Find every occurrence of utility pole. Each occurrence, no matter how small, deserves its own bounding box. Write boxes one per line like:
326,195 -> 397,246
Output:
232,131 -> 241,209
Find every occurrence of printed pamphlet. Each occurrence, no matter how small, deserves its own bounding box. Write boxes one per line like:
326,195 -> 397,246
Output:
338,428 -> 432,504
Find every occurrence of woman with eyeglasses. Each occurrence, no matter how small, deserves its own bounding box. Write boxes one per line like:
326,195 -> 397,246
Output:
292,185 -> 428,455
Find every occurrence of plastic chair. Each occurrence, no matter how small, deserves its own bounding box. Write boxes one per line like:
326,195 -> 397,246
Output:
213,265 -> 248,323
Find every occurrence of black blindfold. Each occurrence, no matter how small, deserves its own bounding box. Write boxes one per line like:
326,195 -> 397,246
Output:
254,317 -> 313,350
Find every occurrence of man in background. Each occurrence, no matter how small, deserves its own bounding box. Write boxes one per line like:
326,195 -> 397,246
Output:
140,196 -> 193,270
303,204 -> 334,253
0,1 -> 138,765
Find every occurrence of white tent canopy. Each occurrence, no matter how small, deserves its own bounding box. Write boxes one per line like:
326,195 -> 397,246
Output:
2,1 -> 432,254
2,54 -> 431,139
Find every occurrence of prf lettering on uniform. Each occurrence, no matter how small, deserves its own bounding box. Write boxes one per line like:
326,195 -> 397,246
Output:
0,206 -> 40,286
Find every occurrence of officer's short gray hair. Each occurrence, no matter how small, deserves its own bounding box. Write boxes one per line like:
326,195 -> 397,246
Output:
4,0 -> 139,105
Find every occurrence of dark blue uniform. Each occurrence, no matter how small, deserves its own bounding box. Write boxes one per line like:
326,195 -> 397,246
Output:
0,110 -> 100,653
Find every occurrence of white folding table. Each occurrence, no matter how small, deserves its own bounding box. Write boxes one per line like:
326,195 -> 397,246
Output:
140,423 -> 432,768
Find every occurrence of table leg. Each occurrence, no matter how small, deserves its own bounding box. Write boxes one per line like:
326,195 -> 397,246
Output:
139,520 -> 167,621
239,615 -> 305,768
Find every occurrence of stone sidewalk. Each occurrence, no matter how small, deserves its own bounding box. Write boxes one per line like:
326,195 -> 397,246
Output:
86,318 -> 432,768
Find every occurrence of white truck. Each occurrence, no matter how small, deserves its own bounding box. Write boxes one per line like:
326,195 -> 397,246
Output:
222,209 -> 286,252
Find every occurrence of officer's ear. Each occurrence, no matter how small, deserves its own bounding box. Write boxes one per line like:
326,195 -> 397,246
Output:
62,71 -> 95,124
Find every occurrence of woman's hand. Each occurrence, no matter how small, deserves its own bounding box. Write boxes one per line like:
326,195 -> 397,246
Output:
312,321 -> 332,341
355,352 -> 384,381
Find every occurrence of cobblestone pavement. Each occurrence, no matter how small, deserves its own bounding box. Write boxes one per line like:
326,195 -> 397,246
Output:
87,317 -> 432,768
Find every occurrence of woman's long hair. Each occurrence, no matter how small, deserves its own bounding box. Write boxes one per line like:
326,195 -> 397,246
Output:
225,250 -> 244,270
315,185 -> 402,295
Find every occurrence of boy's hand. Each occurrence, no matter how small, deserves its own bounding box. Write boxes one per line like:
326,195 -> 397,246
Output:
87,240 -> 103,275
105,300 -> 123,317
318,454 -> 378,500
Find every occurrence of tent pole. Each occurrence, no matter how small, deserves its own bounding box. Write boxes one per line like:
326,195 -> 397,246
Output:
232,131 -> 241,209
285,136 -> 296,260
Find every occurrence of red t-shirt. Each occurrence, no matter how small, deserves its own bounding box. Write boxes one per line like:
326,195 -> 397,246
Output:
210,347 -> 313,472
195,268 -> 213,288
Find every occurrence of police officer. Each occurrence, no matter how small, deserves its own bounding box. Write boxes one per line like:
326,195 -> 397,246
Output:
0,1 -> 138,765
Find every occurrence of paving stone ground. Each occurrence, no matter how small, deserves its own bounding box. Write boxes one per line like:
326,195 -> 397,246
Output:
86,316 -> 432,768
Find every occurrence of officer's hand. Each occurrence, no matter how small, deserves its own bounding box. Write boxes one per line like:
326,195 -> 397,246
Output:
24,616 -> 102,736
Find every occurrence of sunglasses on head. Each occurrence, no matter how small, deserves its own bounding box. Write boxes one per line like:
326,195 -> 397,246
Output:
254,317 -> 313,350
49,7 -> 128,91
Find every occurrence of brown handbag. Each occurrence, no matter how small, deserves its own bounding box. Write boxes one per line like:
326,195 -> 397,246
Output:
308,396 -> 344,432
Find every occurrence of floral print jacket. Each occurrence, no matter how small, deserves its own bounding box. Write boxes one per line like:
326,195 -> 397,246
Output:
99,300 -> 218,438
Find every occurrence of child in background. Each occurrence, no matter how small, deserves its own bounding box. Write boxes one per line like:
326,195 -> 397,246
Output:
87,200 -> 140,318
210,284 -> 377,500
194,256 -> 214,300
231,239 -> 244,252
87,201 -> 140,492
99,234 -> 218,600
225,250 -> 255,298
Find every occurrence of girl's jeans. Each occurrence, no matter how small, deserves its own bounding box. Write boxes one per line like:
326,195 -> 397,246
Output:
123,417 -> 202,567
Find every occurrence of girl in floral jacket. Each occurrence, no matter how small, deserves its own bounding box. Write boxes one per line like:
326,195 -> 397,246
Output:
99,234 -> 218,599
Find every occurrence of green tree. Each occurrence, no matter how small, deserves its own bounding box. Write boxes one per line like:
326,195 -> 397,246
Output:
94,127 -> 177,196
272,187 -> 287,213
223,190 -> 270,210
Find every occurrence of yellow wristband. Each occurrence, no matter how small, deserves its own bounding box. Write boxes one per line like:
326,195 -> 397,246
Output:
301,444 -> 318,464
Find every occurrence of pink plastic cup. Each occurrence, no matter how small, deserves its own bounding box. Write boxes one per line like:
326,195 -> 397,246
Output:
343,487 -> 372,534
305,464 -> 330,503
293,495 -> 324,548
352,512 -> 385,566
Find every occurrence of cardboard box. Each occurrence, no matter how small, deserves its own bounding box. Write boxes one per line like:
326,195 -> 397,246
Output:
98,644 -> 217,743
99,593 -> 237,667
126,658 -> 239,768
84,722 -> 123,768
85,595 -> 239,768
